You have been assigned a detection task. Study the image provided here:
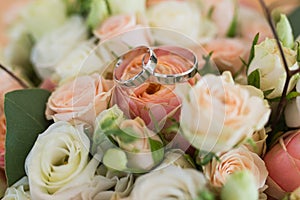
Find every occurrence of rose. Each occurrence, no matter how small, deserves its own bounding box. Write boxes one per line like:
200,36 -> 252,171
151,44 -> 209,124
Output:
264,130 -> 300,199
203,146 -> 268,190
146,1 -> 201,41
94,14 -> 138,41
31,16 -> 88,79
248,39 -> 298,99
201,0 -> 236,37
54,39 -> 104,82
128,165 -> 207,200
203,38 -> 248,74
25,121 -> 102,199
176,71 -> 270,153
284,80 -> 300,128
2,177 -> 30,200
146,0 -> 185,7
20,0 -> 67,40
221,170 -> 259,200
93,106 -> 164,172
46,74 -> 114,125
238,6 -> 273,43
107,0 -> 146,15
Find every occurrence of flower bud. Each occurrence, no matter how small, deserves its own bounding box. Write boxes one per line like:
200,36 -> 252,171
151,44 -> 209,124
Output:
276,14 -> 294,49
221,170 -> 258,200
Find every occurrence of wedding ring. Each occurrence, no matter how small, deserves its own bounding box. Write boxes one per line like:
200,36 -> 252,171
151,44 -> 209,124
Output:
149,46 -> 198,84
114,46 -> 157,87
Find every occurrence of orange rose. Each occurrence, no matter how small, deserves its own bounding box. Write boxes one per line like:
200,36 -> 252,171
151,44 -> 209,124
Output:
203,38 -> 248,74
264,130 -> 300,199
46,74 -> 114,125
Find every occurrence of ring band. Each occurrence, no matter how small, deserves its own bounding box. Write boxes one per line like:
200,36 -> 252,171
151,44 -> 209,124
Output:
114,45 -> 198,87
150,46 -> 198,85
114,46 -> 157,87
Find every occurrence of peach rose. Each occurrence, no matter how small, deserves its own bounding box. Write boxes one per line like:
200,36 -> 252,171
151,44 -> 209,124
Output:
113,47 -> 199,130
203,146 -> 268,190
176,72 -> 270,153
264,130 -> 300,199
46,74 -> 114,125
203,38 -> 248,74
245,128 -> 268,157
238,6 -> 273,43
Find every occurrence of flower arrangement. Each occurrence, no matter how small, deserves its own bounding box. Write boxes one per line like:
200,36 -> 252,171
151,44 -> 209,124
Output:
0,0 -> 300,200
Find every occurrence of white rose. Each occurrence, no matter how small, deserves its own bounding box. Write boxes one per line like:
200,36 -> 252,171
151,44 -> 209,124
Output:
107,0 -> 146,15
129,165 -> 207,200
203,146 -> 268,190
147,1 -> 201,41
176,71 -> 271,153
248,38 -> 298,99
284,79 -> 300,128
2,177 -> 30,200
31,16 -> 88,79
21,0 -> 67,40
54,39 -> 103,82
25,121 -> 101,199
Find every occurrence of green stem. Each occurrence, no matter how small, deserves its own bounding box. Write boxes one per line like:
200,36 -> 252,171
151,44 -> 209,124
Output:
0,64 -> 28,88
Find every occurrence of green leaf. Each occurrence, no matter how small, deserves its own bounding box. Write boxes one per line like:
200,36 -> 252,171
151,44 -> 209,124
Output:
226,1 -> 238,38
4,89 -> 51,186
196,189 -> 215,200
247,33 -> 260,71
286,91 -> 300,100
148,138 -> 164,165
288,6 -> 300,38
263,88 -> 275,97
199,152 -> 220,166
247,69 -> 260,88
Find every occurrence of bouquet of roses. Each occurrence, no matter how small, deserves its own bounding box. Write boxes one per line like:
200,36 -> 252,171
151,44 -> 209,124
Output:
0,0 -> 300,199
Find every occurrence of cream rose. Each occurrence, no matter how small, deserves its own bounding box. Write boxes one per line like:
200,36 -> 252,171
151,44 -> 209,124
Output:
128,165 -> 207,200
46,74 -> 114,125
31,16 -> 88,78
284,80 -> 300,128
107,0 -> 146,15
203,146 -> 268,190
176,71 -> 270,153
147,1 -> 201,41
2,177 -> 30,200
248,38 -> 298,99
20,0 -> 67,40
25,121 -> 102,199
54,39 -> 103,82
203,38 -> 248,74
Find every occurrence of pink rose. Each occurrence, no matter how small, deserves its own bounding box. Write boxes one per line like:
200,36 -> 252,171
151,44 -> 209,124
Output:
264,130 -> 300,199
203,38 -> 248,74
46,74 -> 114,125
